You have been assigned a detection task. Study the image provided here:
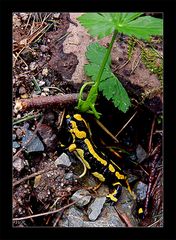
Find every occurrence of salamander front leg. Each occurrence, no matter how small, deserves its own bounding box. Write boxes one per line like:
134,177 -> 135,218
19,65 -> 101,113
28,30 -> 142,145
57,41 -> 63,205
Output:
106,182 -> 122,205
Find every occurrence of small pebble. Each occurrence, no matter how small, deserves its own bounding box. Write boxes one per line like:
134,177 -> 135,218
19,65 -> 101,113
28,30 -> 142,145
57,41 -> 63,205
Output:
53,13 -> 60,19
13,148 -> 17,154
43,87 -> 50,92
38,80 -> 45,87
13,134 -> 16,141
13,157 -> 24,172
29,62 -> 37,71
18,86 -> 26,95
40,45 -> 49,53
55,153 -> 71,167
42,68 -> 48,76
71,189 -> 91,207
13,141 -> 20,149
65,172 -> 74,180
20,13 -> 28,21
20,93 -> 28,99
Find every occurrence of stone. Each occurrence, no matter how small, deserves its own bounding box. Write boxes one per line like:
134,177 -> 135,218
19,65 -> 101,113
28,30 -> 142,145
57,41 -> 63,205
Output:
13,157 -> 24,172
13,141 -> 20,149
87,197 -> 106,221
55,153 -> 71,167
133,181 -> 148,201
22,129 -> 44,153
59,206 -> 84,227
136,144 -> 148,163
71,189 -> 91,207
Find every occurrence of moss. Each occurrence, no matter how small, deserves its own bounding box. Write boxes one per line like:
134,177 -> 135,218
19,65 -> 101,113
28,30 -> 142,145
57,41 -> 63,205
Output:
141,47 -> 163,81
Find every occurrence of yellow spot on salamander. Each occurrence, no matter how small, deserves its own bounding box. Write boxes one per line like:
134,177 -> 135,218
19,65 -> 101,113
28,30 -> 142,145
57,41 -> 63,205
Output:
107,189 -> 118,202
108,164 -> 115,173
138,208 -> 144,214
66,114 -> 70,119
115,171 -> 125,179
68,143 -> 76,152
73,114 -> 84,121
84,138 -> 107,166
73,114 -> 89,129
112,182 -> 121,187
92,172 -> 105,182
70,120 -> 86,139
76,148 -> 91,169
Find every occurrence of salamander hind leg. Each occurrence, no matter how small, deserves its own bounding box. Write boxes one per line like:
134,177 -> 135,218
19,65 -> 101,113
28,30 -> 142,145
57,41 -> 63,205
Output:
106,182 -> 122,205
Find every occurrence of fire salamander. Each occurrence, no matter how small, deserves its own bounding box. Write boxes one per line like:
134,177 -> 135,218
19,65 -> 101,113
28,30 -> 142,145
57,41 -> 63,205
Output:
64,113 -> 133,204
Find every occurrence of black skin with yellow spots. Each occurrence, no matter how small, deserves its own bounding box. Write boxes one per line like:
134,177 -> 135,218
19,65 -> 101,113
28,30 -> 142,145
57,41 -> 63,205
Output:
64,113 -> 132,203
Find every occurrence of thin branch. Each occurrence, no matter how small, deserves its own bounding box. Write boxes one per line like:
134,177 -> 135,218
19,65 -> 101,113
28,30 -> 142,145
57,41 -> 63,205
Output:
13,196 -> 86,221
115,110 -> 138,138
95,119 -> 119,143
13,166 -> 58,187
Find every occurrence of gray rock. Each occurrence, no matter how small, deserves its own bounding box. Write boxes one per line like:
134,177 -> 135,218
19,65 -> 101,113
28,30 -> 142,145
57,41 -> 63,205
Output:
65,172 -> 74,180
16,128 -> 24,139
22,130 -> 44,153
13,134 -> 16,141
55,153 -> 71,167
116,187 -> 138,226
87,197 -> 106,221
53,13 -> 60,19
13,157 -> 24,172
71,189 -> 91,207
18,86 -> 26,95
13,141 -> 20,149
84,206 -> 126,227
133,181 -> 148,201
136,144 -> 148,163
59,206 -> 84,227
29,62 -> 37,71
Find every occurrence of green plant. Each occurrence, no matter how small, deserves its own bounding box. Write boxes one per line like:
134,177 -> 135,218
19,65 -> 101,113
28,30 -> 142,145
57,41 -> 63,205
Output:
76,13 -> 163,119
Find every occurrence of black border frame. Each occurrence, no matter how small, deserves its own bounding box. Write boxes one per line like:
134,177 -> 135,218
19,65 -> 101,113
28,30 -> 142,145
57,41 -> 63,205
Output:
0,0 -> 176,239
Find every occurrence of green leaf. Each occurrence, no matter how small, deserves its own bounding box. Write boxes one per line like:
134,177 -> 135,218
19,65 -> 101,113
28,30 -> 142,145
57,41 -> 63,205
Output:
117,16 -> 163,40
99,73 -> 131,112
85,42 -> 111,65
78,13 -> 163,40
78,13 -> 115,39
85,42 -> 131,112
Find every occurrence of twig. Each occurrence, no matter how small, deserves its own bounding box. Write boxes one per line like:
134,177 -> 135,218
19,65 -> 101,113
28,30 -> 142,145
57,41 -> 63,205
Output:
13,112 -> 42,125
13,166 -> 58,187
148,217 -> 163,227
114,59 -> 130,72
114,206 -> 134,227
95,119 -> 119,143
148,114 -> 156,153
53,209 -> 65,227
13,196 -> 86,221
115,110 -> 138,138
130,53 -> 141,74
150,170 -> 162,196
14,93 -> 85,113
144,144 -> 161,216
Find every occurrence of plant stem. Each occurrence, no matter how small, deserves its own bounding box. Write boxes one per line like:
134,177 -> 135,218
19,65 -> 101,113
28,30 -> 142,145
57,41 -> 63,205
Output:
95,30 -> 118,87
13,113 -> 43,125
